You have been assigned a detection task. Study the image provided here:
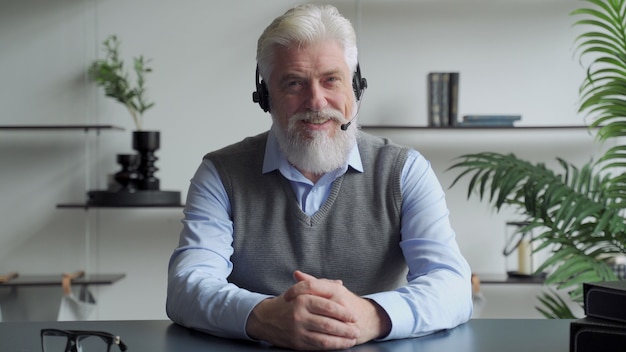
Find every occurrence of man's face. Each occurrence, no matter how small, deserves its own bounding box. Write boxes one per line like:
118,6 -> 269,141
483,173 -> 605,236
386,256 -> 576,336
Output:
268,40 -> 355,140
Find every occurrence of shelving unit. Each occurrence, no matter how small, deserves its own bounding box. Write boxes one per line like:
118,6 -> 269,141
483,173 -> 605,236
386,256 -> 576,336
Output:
0,124 -> 124,131
57,203 -> 184,209
0,274 -> 125,287
477,273 -> 545,285
0,124 -> 183,209
0,124 -> 185,321
0,124 -> 128,293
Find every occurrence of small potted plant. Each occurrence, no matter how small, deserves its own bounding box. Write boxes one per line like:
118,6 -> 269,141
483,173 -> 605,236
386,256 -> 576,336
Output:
89,34 -> 154,131
90,35 -> 159,191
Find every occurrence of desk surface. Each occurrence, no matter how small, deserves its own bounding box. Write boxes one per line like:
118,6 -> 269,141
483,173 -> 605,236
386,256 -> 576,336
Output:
0,318 -> 573,351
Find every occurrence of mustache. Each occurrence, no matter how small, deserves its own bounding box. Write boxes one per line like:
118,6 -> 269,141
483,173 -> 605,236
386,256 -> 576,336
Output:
290,108 -> 345,123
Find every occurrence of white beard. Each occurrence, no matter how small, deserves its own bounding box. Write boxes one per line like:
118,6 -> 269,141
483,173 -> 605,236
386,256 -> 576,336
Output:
272,108 -> 357,175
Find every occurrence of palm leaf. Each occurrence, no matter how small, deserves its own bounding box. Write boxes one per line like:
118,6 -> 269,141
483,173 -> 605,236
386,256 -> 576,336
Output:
536,290 -> 577,319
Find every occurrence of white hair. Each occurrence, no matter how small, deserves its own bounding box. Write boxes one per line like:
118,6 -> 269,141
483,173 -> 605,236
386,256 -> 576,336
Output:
256,3 -> 358,85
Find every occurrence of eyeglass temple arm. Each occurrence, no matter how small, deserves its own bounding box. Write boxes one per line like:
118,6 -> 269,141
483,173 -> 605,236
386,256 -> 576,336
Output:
114,336 -> 128,351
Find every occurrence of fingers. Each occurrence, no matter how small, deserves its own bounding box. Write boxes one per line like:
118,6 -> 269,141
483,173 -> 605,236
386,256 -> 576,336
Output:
298,322 -> 359,350
286,271 -> 344,301
302,302 -> 360,338
296,292 -> 356,324
293,270 -> 315,282
293,270 -> 343,285
247,295 -> 359,351
292,295 -> 360,350
293,328 -> 358,351
248,271 -> 386,348
287,272 -> 391,343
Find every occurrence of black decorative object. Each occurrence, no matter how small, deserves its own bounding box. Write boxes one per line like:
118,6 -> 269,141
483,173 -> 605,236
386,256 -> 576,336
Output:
114,154 -> 140,192
133,130 -> 160,190
86,130 -> 181,207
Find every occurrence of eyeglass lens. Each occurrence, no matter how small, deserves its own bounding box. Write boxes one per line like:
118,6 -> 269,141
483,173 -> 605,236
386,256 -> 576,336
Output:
42,332 -> 113,352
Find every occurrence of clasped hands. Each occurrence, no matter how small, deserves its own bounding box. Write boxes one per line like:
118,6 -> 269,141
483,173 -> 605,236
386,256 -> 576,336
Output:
246,270 -> 391,350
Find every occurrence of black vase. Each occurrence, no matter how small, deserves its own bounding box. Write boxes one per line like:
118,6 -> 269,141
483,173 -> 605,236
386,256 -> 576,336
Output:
114,154 -> 140,192
132,130 -> 160,190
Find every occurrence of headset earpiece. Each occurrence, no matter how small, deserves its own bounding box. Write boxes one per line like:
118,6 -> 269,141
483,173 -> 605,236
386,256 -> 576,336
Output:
252,65 -> 270,112
352,63 -> 367,101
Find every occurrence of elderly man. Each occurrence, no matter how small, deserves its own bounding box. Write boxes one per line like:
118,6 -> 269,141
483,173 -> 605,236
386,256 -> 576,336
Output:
166,3 -> 472,350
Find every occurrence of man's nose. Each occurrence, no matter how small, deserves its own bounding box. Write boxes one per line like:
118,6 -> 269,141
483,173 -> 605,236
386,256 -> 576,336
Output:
305,83 -> 328,111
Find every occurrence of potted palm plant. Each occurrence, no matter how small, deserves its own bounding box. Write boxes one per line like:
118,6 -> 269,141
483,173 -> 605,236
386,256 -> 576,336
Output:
448,0 -> 626,318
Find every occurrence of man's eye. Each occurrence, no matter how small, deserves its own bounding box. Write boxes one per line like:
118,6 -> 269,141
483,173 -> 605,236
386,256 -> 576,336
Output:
325,77 -> 342,86
284,81 -> 303,93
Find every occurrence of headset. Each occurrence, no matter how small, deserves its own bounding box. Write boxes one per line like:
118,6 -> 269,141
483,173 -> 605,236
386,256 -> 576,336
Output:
252,63 -> 368,113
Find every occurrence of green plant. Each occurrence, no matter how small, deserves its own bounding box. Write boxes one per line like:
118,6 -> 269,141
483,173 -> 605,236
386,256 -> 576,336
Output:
447,0 -> 626,318
89,35 -> 154,130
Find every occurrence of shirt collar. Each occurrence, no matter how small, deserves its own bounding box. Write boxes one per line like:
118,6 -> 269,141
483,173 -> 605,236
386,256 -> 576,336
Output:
262,126 -> 364,176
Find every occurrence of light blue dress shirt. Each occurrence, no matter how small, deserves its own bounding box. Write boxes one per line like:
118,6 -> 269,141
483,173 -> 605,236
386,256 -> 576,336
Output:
167,128 -> 473,341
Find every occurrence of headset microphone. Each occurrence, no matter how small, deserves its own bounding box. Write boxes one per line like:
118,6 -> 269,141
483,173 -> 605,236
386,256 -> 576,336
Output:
340,86 -> 365,131
340,112 -> 357,131
340,120 -> 353,131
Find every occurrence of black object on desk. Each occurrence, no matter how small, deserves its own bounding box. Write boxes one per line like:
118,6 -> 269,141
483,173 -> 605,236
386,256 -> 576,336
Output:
569,280 -> 626,352
0,319 -> 573,352
583,280 -> 626,323
570,317 -> 626,352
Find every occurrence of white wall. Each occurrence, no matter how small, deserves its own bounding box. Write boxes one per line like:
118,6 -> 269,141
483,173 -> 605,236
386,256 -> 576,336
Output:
0,0 -> 592,321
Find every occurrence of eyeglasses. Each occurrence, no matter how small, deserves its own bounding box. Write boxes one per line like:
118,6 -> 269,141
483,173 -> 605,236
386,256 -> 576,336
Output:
41,329 -> 128,352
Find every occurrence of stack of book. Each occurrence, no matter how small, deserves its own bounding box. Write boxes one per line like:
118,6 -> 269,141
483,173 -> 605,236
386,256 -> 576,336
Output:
427,72 -> 459,127
570,281 -> 626,351
458,114 -> 521,127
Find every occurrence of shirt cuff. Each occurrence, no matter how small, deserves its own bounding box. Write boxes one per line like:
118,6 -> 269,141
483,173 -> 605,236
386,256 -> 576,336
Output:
235,293 -> 274,340
364,291 -> 415,341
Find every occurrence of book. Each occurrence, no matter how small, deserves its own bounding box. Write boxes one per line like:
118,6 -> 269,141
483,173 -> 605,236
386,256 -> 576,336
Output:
427,73 -> 442,127
440,73 -> 450,126
427,72 -> 460,127
457,121 -> 515,127
570,317 -> 626,352
463,114 -> 522,122
448,72 -> 459,126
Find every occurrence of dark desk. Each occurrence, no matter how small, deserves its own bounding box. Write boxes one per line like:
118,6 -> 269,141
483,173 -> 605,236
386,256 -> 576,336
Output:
0,318 -> 573,351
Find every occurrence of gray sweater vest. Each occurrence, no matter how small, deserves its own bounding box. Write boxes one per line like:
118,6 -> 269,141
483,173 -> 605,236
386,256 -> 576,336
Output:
205,131 -> 409,296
